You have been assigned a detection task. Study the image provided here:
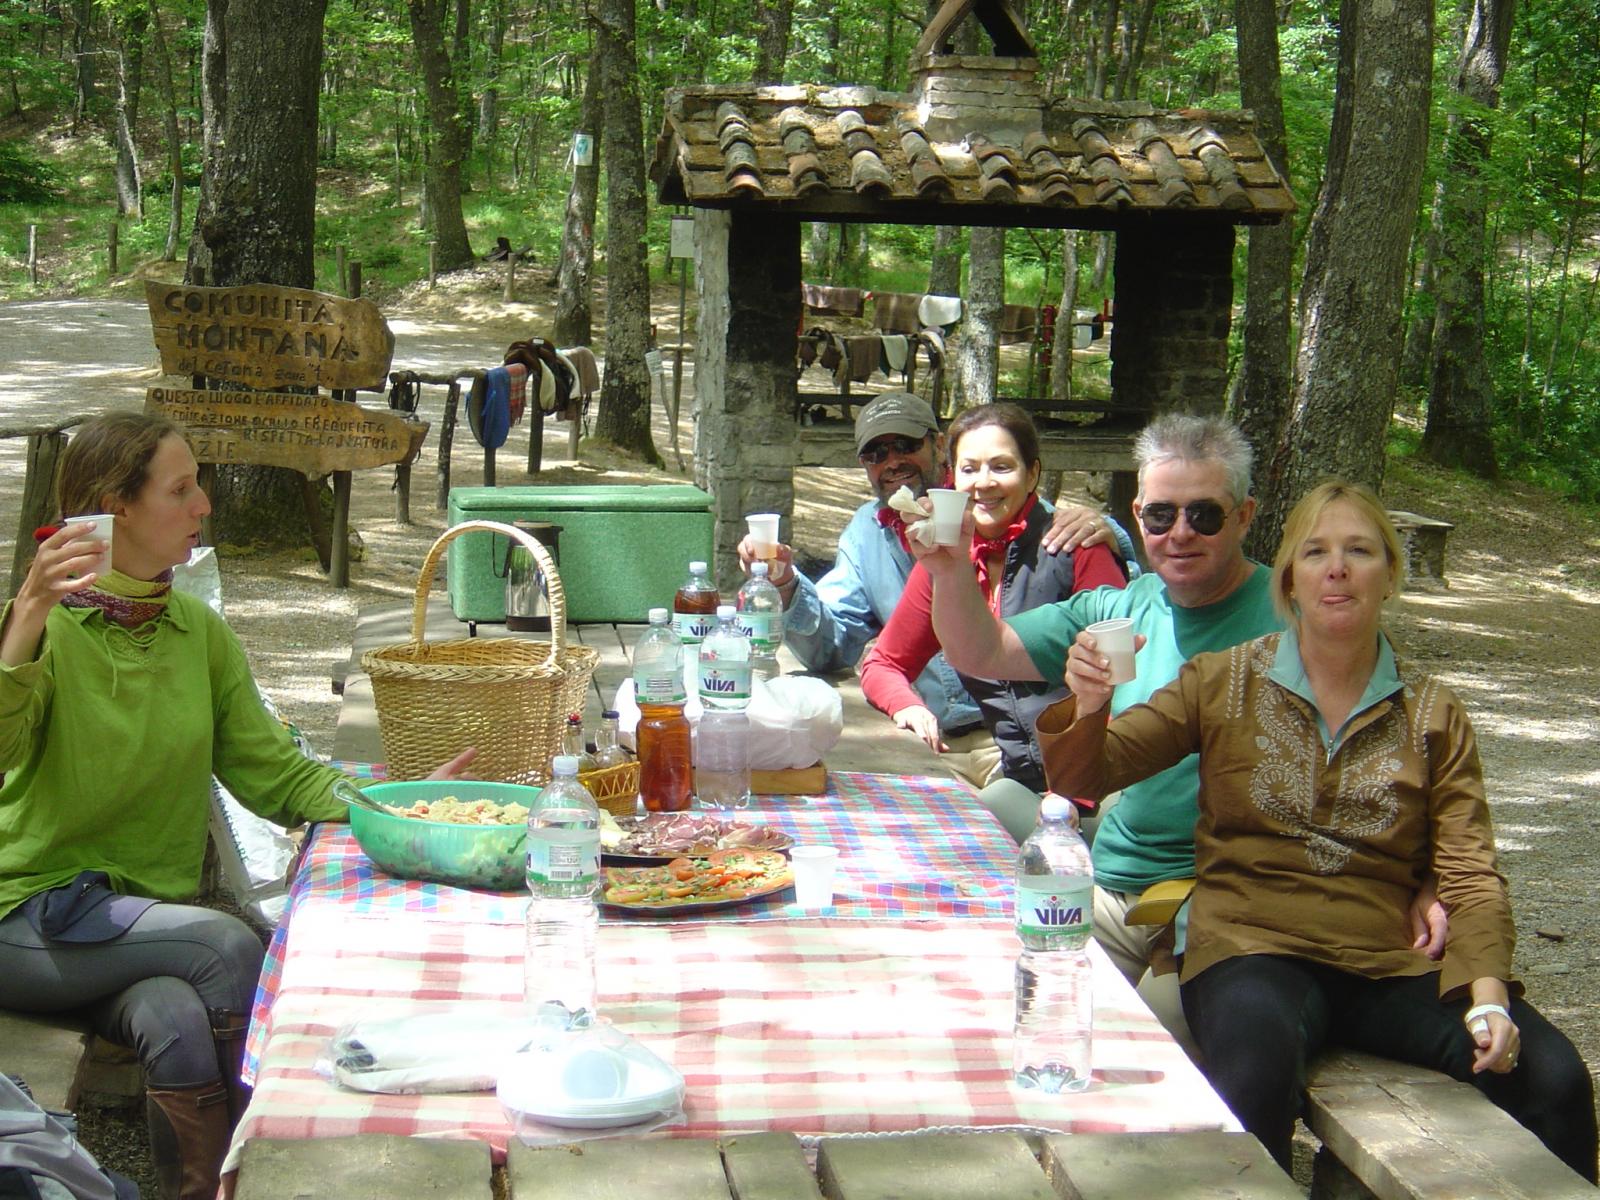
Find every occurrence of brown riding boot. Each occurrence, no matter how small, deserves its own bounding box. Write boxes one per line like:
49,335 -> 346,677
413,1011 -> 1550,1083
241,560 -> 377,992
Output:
144,1083 -> 231,1200
210,1010 -> 253,1125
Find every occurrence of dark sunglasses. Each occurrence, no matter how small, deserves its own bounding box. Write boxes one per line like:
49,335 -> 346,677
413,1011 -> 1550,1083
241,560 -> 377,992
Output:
1139,500 -> 1230,536
858,434 -> 928,465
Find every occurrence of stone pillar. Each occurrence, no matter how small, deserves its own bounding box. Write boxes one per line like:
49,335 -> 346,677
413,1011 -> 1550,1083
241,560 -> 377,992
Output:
1109,222 -> 1235,416
693,208 -> 801,593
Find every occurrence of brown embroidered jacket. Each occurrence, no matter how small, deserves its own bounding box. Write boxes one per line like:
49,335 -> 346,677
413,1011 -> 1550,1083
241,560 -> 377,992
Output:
1037,633 -> 1514,999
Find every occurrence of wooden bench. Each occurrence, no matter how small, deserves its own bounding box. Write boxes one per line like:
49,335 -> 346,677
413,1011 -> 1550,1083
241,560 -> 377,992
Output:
231,1128 -> 1297,1199
0,1008 -> 142,1115
1386,510 -> 1454,587
1305,1049 -> 1594,1199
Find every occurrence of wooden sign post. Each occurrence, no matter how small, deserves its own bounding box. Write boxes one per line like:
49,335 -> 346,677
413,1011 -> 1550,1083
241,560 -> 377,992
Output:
143,282 -> 414,587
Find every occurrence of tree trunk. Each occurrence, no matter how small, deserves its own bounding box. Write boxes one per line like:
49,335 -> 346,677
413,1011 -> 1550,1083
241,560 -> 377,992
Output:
1253,0 -> 1434,559
148,11 -> 184,260
553,41 -> 603,348
188,0 -> 332,549
1113,0 -> 1158,99
112,8 -> 145,217
1049,231 -> 1079,402
477,0 -> 505,147
71,0 -> 96,131
407,0 -> 474,270
1091,0 -> 1120,100
452,0 -> 474,180
1228,0 -> 1294,527
752,0 -> 792,83
1421,0 -> 1515,477
592,0 -> 659,462
1398,197 -> 1439,388
928,223 -> 964,297
957,226 -> 1004,408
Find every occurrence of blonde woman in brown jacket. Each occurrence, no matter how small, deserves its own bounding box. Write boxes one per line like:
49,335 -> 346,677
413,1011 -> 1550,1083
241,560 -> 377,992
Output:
1037,481 -> 1596,1181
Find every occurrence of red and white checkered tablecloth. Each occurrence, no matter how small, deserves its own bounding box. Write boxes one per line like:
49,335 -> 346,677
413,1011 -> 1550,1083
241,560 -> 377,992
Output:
244,770 -> 1016,1077
223,907 -> 1236,1172
226,769 -> 1238,1172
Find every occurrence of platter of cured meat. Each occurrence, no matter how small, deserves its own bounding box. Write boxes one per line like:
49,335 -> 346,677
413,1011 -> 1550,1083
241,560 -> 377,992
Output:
599,811 -> 792,865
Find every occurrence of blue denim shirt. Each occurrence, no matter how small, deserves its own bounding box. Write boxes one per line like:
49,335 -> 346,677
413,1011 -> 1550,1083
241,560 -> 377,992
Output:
785,500 -> 985,731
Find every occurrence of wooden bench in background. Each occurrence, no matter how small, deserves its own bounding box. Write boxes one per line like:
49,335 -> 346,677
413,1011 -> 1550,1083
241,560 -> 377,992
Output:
1305,1049 -> 1595,1199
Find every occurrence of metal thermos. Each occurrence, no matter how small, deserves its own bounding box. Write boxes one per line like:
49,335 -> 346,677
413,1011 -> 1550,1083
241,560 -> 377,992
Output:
500,520 -> 562,632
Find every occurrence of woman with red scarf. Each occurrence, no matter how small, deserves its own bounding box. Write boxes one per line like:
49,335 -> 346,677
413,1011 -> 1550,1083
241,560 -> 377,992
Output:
861,403 -> 1127,795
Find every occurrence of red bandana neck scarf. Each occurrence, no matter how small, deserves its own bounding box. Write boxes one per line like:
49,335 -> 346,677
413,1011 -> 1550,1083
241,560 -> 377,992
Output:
60,568 -> 175,630
969,492 -> 1038,597
875,504 -> 911,553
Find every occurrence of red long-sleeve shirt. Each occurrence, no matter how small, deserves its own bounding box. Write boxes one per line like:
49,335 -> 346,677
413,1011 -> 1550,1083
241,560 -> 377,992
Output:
860,541 -> 1127,719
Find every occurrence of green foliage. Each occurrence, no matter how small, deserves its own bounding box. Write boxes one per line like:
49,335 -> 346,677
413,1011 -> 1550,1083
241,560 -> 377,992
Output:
0,140 -> 63,202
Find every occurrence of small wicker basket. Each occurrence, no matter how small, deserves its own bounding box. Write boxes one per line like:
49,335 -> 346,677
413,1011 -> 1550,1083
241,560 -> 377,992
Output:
361,521 -> 599,786
580,760 -> 641,818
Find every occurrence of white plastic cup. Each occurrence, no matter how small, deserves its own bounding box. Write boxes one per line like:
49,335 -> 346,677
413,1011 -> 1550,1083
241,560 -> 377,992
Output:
746,512 -> 781,564
789,845 -> 840,909
62,514 -> 114,581
1086,618 -> 1136,685
925,489 -> 967,545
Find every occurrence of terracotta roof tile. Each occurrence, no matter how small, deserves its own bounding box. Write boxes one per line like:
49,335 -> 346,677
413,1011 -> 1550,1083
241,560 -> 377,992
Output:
650,83 -> 1293,224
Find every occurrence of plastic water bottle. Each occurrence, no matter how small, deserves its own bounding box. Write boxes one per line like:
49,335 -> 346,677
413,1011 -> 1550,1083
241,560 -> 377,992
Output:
672,560 -> 719,646
736,561 -> 784,684
634,608 -> 692,813
696,605 -> 751,810
525,756 -> 601,1017
1012,795 -> 1093,1093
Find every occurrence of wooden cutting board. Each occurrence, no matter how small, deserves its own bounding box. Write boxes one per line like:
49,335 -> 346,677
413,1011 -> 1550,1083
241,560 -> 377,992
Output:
750,762 -> 827,795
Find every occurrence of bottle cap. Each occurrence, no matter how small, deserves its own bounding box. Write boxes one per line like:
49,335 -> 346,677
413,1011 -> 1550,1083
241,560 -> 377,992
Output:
602,709 -> 619,719
566,713 -> 582,726
750,561 -> 769,578
649,606 -> 669,623
689,560 -> 707,573
1039,795 -> 1074,822
716,603 -> 736,620
552,755 -> 579,776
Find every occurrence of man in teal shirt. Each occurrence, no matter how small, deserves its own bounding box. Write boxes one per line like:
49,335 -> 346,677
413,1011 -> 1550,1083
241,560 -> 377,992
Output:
917,413 -> 1441,1055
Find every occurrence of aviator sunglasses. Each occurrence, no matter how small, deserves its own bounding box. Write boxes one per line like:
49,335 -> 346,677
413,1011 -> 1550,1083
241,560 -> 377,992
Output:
858,434 -> 929,465
1139,499 -> 1230,536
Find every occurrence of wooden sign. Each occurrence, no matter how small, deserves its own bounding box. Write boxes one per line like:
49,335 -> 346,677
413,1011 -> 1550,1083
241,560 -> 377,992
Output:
145,281 -> 395,391
146,386 -> 417,474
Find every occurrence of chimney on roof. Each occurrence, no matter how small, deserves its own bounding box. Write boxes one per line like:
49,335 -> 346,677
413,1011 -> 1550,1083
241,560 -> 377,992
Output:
910,0 -> 1044,146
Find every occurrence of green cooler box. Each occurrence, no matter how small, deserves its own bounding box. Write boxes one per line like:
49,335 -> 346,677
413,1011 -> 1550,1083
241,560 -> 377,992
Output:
446,485 -> 715,623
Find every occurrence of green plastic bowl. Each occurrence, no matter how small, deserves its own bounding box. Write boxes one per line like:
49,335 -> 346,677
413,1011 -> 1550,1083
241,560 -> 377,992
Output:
345,780 -> 539,892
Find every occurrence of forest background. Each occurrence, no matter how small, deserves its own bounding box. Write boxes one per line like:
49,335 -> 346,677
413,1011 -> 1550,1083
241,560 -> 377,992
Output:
2,0 -> 1598,553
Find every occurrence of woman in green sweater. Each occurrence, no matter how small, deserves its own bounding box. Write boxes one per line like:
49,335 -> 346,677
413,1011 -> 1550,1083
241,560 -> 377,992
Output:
0,412 -> 469,1200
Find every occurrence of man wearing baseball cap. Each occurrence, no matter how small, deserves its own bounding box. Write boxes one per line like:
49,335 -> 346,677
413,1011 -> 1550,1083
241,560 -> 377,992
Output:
735,391 -> 1132,786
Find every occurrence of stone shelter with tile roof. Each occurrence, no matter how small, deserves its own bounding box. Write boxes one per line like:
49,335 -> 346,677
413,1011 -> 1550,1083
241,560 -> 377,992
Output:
648,0 -> 1294,582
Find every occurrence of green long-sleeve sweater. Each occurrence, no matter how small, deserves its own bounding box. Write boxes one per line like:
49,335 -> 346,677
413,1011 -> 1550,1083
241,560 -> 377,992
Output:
0,591 -> 348,921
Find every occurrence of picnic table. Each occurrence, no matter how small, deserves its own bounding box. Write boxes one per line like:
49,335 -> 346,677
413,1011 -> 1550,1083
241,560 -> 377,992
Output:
221,765 -> 1242,1193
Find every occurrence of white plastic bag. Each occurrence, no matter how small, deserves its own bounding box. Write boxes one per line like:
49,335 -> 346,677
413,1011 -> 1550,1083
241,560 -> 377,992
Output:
613,672 -> 841,770
320,1007 -> 531,1093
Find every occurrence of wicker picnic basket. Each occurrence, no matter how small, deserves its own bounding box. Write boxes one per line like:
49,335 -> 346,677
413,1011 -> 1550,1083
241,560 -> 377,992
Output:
361,520 -> 599,786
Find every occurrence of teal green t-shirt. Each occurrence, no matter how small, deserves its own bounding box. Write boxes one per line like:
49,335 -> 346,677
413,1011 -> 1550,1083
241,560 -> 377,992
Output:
1007,565 -> 1282,893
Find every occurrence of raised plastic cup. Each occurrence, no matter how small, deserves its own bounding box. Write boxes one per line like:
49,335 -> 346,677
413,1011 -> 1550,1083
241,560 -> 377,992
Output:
1086,617 -> 1136,685
746,512 -> 781,566
62,513 -> 114,581
925,489 -> 967,545
789,844 -> 840,909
